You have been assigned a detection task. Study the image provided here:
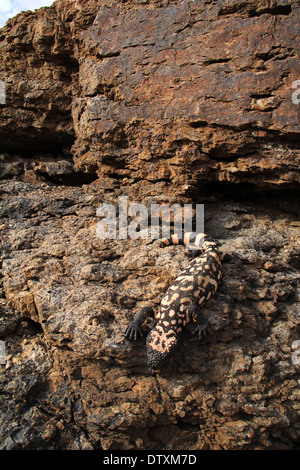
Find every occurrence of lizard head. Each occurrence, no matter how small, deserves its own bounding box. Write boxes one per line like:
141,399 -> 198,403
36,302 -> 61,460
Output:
146,325 -> 178,374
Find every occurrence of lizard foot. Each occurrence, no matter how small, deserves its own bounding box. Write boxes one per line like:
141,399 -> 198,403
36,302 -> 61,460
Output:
192,323 -> 209,341
124,321 -> 143,341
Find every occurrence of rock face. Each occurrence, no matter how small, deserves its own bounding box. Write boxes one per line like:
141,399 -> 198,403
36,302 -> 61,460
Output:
74,0 -> 300,192
0,0 -> 299,450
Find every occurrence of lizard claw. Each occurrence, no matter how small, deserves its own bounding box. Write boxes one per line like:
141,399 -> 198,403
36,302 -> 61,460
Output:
192,323 -> 209,340
124,321 -> 143,341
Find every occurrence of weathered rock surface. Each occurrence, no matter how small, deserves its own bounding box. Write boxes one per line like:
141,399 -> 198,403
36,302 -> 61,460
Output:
73,0 -> 300,193
0,0 -> 299,450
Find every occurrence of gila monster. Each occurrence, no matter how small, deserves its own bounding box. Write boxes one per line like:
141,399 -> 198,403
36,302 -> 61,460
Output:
125,232 -> 228,375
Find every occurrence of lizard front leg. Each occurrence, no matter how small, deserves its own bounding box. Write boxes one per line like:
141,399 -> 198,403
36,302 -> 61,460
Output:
187,303 -> 209,340
124,306 -> 156,341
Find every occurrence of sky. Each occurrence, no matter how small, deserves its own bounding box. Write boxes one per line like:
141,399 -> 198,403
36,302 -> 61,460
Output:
0,0 -> 54,28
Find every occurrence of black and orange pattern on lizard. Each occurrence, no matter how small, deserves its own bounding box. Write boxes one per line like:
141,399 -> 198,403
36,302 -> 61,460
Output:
125,232 -> 227,374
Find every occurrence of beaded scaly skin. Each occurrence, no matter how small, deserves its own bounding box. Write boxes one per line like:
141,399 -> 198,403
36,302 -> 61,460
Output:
125,233 -> 226,374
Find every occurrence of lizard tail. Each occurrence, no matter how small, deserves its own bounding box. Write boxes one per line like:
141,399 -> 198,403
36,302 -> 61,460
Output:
160,232 -> 208,250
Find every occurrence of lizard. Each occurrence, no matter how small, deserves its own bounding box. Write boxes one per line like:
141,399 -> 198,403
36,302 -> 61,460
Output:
125,232 -> 228,375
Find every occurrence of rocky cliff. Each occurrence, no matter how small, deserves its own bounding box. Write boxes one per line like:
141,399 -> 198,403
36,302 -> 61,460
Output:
0,0 -> 299,450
